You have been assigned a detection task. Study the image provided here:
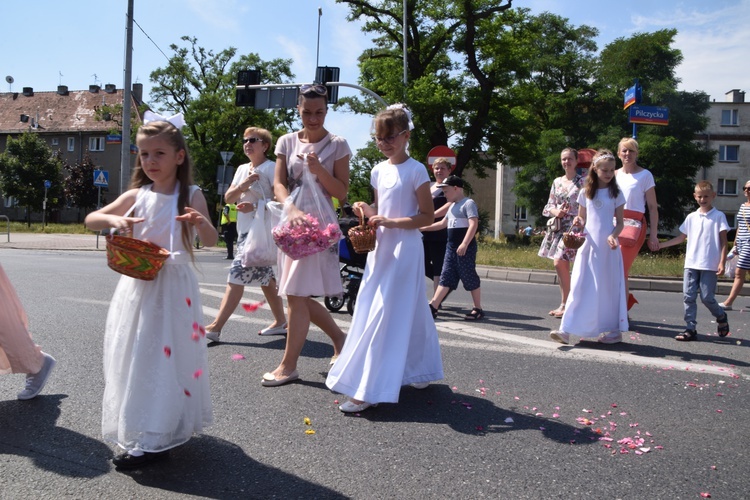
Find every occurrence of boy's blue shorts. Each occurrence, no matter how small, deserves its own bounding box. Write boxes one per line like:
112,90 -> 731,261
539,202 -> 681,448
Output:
439,240 -> 480,291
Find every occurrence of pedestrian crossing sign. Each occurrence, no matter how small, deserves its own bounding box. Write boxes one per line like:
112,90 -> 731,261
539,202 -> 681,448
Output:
93,169 -> 109,187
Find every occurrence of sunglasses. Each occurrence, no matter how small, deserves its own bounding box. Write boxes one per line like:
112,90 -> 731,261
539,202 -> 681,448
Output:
300,84 -> 328,96
243,137 -> 264,144
374,130 -> 407,145
744,187 -> 750,192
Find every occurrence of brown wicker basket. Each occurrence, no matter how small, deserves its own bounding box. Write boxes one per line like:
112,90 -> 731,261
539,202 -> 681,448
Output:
562,229 -> 585,249
106,234 -> 170,281
348,206 -> 377,254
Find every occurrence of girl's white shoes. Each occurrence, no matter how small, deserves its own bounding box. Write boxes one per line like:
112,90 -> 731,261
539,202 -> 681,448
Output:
549,331 -> 570,344
339,401 -> 377,413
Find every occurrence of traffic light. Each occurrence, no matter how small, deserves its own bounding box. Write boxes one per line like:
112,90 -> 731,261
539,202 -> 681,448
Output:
236,70 -> 261,107
315,66 -> 340,104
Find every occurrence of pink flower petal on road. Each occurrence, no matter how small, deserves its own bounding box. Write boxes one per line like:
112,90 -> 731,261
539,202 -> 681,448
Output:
700,493 -> 711,498
184,389 -> 191,397
242,300 -> 266,313
163,346 -> 171,358
193,369 -> 203,379
552,413 -> 560,418
186,297 -> 192,307
231,353 -> 246,361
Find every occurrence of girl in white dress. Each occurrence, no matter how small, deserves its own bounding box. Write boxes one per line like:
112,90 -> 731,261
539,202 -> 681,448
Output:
85,113 -> 218,469
326,105 -> 444,413
550,149 -> 628,345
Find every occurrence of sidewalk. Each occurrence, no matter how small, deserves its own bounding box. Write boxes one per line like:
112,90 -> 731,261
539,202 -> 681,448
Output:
1,232 -> 745,295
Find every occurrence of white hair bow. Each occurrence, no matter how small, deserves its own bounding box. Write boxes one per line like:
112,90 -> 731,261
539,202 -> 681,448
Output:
387,103 -> 415,130
143,110 -> 186,130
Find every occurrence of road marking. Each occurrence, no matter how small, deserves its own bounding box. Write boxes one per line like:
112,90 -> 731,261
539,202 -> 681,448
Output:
195,289 -> 747,380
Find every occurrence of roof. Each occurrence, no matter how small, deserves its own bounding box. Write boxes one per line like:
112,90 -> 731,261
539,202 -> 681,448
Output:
0,87 -> 140,135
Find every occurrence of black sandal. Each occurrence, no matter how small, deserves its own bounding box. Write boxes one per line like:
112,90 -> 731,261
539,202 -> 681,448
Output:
464,308 -> 485,321
717,316 -> 730,337
429,304 -> 438,319
675,329 -> 697,341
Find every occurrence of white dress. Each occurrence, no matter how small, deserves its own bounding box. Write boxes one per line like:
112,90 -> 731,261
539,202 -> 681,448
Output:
326,157 -> 444,403
560,188 -> 628,338
102,184 -> 212,453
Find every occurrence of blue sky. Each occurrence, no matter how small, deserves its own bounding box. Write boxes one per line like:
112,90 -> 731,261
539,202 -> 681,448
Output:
2,0 -> 748,154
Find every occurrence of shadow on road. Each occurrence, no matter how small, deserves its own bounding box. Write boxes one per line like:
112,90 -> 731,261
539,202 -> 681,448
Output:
352,384 -> 599,445
119,434 -> 346,499
0,394 -> 111,477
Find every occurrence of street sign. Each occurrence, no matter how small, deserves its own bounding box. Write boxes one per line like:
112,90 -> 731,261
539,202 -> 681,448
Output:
93,169 -> 109,187
629,105 -> 669,126
427,146 -> 456,170
44,180 -> 51,189
623,83 -> 641,110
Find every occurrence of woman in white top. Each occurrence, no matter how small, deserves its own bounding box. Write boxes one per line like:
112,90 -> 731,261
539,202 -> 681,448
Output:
615,137 -> 660,310
204,127 -> 287,342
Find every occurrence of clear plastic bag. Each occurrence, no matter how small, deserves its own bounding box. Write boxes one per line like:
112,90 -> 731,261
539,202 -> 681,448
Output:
272,158 -> 342,260
239,199 -> 277,267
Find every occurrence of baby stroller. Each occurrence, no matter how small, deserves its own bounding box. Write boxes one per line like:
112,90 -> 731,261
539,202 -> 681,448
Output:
325,209 -> 368,315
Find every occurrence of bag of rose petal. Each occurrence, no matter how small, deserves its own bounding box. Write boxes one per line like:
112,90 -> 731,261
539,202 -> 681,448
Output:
272,156 -> 342,260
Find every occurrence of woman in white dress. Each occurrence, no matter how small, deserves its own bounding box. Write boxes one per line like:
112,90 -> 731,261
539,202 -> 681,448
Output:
261,85 -> 349,387
550,150 -> 628,345
326,104 -> 444,413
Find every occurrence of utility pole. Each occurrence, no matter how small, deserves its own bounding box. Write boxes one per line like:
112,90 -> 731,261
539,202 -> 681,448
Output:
120,0 -> 134,194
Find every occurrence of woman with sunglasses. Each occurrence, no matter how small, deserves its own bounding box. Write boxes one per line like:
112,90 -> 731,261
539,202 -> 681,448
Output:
262,85 -> 350,386
615,137 -> 660,311
718,180 -> 750,310
205,127 -> 287,342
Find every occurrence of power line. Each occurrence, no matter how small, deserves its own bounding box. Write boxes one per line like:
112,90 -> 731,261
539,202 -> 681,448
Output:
133,18 -> 171,62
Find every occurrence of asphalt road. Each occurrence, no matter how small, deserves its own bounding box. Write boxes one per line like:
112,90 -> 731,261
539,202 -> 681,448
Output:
0,249 -> 748,499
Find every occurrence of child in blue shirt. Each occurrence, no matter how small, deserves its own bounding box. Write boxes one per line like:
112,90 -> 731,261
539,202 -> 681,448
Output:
423,175 -> 484,320
658,180 -> 730,341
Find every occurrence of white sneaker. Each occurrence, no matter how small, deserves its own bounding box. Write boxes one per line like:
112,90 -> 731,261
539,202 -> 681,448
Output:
411,382 -> 430,389
719,302 -> 733,311
17,352 -> 56,400
549,330 -> 570,344
598,331 -> 623,344
206,331 -> 221,343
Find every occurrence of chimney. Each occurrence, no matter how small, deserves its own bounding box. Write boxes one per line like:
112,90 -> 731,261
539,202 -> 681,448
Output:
89,84 -> 100,93
131,83 -> 143,104
22,87 -> 33,96
725,89 -> 746,103
104,83 -> 116,93
57,85 -> 68,95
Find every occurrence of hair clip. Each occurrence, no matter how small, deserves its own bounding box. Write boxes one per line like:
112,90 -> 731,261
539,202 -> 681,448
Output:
143,110 -> 186,130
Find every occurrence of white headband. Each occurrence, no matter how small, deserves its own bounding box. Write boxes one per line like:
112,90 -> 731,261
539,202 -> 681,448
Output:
593,153 -> 615,166
386,103 -> 415,130
143,110 -> 186,130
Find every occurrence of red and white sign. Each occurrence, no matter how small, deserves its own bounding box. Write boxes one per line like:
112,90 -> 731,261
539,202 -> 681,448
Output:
427,145 -> 456,170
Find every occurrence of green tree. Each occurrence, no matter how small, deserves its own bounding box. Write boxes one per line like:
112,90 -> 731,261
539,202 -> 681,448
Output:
592,29 -> 713,230
63,152 -> 100,221
0,132 -> 63,226
148,36 -> 297,222
336,0 -> 514,176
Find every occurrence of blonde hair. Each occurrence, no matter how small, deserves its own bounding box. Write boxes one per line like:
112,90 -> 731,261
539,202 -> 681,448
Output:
618,137 -> 639,153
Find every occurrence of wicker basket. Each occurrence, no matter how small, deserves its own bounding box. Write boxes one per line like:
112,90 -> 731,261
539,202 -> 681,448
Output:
562,229 -> 586,249
106,234 -> 170,281
348,207 -> 377,254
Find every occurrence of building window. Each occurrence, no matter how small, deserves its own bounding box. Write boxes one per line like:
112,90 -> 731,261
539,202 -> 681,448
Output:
717,178 -> 738,196
67,137 -> 75,151
89,137 -> 105,152
721,109 -> 739,126
51,138 -> 59,146
727,213 -> 736,228
515,205 -> 527,221
719,145 -> 739,162
3,196 -> 16,208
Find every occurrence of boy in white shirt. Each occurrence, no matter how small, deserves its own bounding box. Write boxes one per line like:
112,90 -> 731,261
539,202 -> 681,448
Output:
658,181 -> 729,341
